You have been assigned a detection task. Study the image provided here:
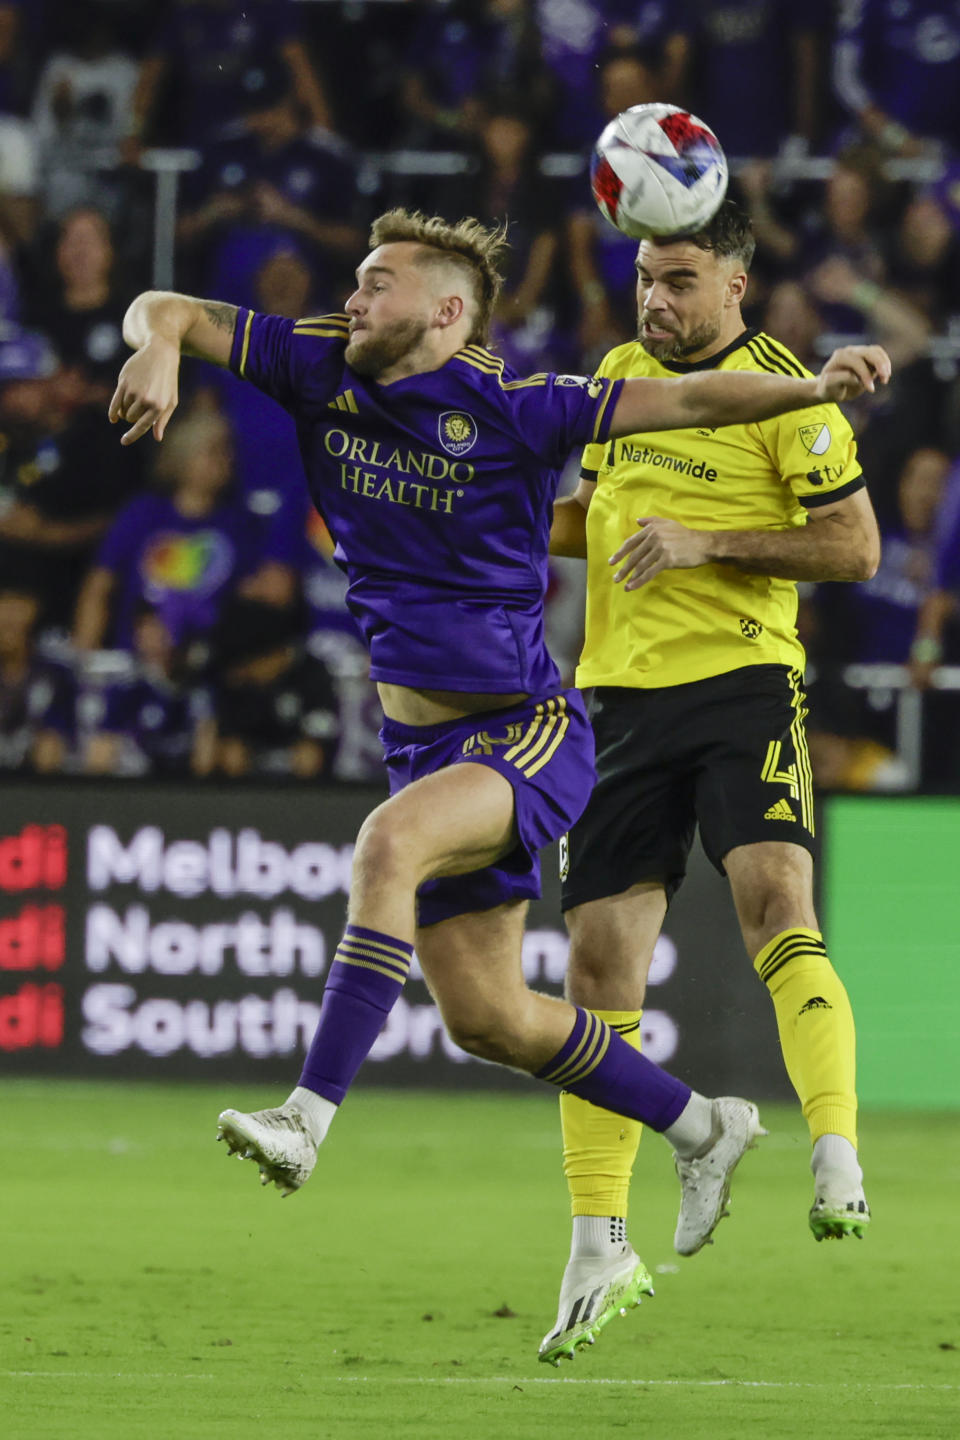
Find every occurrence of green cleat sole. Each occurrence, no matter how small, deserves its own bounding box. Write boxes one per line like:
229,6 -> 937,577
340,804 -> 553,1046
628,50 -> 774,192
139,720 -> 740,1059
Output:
809,1208 -> 871,1242
539,1262 -> 654,1368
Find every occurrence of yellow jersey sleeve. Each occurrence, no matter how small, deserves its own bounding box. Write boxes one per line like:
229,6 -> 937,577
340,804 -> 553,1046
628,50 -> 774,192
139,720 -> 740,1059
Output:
761,400 -> 863,510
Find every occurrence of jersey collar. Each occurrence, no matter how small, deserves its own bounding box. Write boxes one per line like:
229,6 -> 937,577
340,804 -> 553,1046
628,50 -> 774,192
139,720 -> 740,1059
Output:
654,327 -> 758,374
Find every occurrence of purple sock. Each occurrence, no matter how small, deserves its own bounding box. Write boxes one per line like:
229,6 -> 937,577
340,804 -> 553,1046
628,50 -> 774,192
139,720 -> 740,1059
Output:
298,924 -> 413,1106
536,1007 -> 691,1131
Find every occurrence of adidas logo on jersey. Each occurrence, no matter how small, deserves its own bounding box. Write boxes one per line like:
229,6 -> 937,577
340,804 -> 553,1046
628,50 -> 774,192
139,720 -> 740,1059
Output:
764,798 -> 796,822
798,995 -> 833,1014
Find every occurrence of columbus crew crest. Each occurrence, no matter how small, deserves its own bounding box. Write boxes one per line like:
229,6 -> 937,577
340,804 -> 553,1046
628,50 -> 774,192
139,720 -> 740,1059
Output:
438,411 -> 478,456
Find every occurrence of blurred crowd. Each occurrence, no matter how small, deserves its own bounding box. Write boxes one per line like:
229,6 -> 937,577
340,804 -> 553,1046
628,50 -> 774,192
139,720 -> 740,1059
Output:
1,0 -> 959,789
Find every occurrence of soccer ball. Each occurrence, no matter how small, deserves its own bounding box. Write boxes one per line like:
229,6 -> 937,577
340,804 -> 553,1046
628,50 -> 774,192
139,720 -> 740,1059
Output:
590,103 -> 728,240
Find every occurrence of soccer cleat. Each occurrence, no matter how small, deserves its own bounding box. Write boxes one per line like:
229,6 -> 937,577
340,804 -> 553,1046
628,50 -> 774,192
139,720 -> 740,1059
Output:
809,1178 -> 871,1241
673,1096 -> 766,1256
216,1105 -> 318,1197
538,1246 -> 654,1366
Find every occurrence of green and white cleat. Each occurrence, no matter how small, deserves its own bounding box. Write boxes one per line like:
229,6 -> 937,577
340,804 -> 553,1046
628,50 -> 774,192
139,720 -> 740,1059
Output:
809,1180 -> 871,1241
673,1097 -> 766,1256
538,1246 -> 654,1367
216,1105 -> 317,1198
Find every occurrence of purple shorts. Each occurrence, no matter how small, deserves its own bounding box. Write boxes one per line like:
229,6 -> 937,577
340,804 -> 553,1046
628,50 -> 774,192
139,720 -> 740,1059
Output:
379,689 -> 595,927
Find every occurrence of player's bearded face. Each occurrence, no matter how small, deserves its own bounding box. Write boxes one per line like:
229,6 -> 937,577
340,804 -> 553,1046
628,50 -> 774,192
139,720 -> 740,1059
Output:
346,245 -> 436,379
638,309 -> 722,361
634,241 -> 730,362
345,315 -> 429,377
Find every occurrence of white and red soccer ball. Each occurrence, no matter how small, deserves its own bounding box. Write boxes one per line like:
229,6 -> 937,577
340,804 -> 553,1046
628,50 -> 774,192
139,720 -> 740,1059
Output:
590,103 -> 728,240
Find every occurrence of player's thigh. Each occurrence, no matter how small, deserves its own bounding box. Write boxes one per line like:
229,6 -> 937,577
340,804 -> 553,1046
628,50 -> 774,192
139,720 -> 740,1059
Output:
415,901 -> 531,1041
355,761 -> 518,884
561,686 -> 698,913
695,666 -> 816,876
724,841 -> 819,957
565,881 -> 667,1008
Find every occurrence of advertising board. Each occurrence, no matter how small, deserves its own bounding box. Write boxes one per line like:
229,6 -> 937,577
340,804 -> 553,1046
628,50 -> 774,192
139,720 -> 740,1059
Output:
0,781 -> 787,1096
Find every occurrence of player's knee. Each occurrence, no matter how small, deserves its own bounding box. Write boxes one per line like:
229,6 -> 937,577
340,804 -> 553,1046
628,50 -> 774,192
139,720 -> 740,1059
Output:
442,994 -> 526,1065
743,891 -> 818,953
443,1008 -> 500,1061
353,807 -> 423,889
564,923 -> 652,1009
565,947 -> 648,1008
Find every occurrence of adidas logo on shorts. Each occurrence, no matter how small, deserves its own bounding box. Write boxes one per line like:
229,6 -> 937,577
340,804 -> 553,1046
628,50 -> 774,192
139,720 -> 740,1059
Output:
799,995 -> 833,1014
764,798 -> 796,822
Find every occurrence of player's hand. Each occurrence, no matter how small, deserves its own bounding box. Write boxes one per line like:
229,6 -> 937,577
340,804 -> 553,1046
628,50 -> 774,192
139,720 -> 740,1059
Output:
816,345 -> 891,403
610,517 -> 711,590
108,337 -> 180,445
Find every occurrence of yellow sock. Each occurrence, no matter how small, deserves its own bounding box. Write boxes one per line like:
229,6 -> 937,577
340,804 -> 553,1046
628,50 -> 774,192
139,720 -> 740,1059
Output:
559,1009 -> 644,1217
753,928 -> 858,1147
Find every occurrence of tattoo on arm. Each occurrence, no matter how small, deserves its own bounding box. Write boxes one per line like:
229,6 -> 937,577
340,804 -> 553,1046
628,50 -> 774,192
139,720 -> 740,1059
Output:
201,301 -> 239,332
182,299 -> 239,361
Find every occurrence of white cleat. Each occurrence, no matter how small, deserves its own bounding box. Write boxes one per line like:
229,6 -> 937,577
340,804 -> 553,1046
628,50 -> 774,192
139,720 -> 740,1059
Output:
538,1245 -> 654,1366
216,1106 -> 318,1197
673,1097 -> 766,1256
809,1174 -> 871,1241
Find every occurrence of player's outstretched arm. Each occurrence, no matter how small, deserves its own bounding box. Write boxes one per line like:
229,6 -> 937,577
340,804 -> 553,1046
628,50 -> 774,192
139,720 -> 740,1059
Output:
549,478 -> 596,558
108,291 -> 239,445
609,344 -> 891,436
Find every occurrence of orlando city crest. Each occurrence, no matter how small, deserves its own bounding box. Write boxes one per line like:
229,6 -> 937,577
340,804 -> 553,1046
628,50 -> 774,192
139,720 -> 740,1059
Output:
438,410 -> 478,456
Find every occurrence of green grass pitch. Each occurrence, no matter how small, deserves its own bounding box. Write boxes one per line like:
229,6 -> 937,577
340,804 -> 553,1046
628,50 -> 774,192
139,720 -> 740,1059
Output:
3,1082 -> 957,1440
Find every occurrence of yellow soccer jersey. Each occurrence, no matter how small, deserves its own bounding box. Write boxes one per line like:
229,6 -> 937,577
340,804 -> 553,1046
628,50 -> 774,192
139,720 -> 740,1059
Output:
576,329 -> 864,689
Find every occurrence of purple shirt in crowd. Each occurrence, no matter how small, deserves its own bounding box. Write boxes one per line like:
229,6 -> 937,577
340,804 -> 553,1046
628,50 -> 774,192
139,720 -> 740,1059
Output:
835,0 -> 960,146
230,310 -> 623,694
150,0 -> 301,143
0,655 -> 75,767
934,469 -> 960,591
849,532 -> 935,663
689,0 -> 829,156
96,491 -> 285,647
97,671 -> 209,771
189,131 -> 365,308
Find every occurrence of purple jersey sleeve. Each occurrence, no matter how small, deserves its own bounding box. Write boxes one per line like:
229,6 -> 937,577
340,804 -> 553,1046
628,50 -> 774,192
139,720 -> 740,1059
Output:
501,372 -> 623,468
230,308 -> 347,411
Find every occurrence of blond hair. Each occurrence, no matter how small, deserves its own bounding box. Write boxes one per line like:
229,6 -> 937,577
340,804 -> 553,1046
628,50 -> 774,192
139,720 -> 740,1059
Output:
368,208 -> 508,346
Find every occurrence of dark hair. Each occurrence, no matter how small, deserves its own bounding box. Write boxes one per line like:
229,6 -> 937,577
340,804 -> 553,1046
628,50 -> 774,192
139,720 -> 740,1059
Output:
654,199 -> 756,271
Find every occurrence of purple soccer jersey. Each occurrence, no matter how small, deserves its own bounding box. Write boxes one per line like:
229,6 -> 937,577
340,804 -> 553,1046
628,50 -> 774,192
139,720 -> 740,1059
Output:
229,310 -> 623,693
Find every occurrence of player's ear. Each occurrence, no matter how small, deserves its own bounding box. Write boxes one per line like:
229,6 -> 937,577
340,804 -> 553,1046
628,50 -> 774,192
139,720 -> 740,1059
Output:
435,294 -> 465,329
726,269 -> 748,308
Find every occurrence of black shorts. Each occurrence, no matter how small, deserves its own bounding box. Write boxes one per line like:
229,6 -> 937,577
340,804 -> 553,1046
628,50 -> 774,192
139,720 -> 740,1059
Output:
560,665 -> 815,911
